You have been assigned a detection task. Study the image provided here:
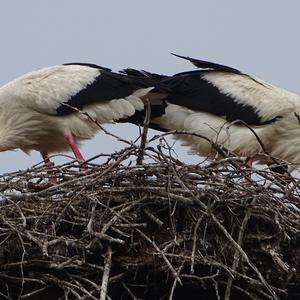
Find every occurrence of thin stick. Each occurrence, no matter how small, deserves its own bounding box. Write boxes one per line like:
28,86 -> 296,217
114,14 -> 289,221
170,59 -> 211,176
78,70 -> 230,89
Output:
121,282 -> 140,300
224,198 -> 255,300
137,101 -> 151,165
136,229 -> 182,286
100,246 -> 112,300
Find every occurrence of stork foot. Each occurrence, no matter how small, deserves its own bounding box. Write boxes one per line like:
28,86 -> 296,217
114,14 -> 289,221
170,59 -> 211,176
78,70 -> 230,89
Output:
48,176 -> 58,184
41,151 -> 58,184
79,161 -> 88,172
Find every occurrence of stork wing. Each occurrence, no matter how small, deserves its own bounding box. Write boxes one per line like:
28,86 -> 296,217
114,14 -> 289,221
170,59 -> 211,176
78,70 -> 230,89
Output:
122,59 -> 298,127
162,56 -> 298,125
14,64 -> 155,116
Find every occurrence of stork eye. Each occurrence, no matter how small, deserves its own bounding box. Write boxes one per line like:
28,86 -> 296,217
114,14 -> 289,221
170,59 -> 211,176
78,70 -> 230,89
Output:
294,112 -> 300,124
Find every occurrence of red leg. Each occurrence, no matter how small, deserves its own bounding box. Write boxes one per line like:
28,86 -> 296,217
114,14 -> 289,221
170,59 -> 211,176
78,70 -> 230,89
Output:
41,152 -> 57,184
64,133 -> 87,170
246,157 -> 254,168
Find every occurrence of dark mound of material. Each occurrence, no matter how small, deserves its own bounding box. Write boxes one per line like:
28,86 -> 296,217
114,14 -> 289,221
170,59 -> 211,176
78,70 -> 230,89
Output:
0,144 -> 299,299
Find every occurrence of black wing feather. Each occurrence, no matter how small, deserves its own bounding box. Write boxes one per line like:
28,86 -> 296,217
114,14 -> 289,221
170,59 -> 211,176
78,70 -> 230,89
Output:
171,53 -> 241,74
161,74 -> 280,125
63,62 -> 111,71
59,59 -> 174,116
122,59 -> 281,126
119,102 -> 168,131
56,70 -> 140,115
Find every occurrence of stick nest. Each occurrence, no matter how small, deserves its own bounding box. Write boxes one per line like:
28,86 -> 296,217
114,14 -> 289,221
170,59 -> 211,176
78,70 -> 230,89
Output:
0,139 -> 299,300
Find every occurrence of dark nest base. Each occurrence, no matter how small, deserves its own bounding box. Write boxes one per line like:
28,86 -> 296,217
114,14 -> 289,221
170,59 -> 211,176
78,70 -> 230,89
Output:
0,144 -> 299,300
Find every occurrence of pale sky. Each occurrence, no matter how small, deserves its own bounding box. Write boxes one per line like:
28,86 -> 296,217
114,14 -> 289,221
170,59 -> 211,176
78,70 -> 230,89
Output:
0,1 -> 300,173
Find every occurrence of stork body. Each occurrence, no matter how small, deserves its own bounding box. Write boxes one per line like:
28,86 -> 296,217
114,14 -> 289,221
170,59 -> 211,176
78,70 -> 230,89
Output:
124,55 -> 300,167
0,63 -> 156,166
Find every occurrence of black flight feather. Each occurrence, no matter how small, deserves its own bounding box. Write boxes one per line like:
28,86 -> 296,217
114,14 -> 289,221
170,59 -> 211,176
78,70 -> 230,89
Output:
171,53 -> 241,74
160,74 -> 281,125
56,66 -> 167,116
63,62 -> 111,71
56,70 -> 137,115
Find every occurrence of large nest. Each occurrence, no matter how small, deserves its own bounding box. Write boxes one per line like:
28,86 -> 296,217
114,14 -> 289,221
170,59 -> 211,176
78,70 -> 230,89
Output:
0,131 -> 299,300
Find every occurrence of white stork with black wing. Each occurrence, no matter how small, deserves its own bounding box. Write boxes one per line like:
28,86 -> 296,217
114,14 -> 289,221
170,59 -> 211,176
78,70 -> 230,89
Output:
0,63 -> 156,177
124,54 -> 300,170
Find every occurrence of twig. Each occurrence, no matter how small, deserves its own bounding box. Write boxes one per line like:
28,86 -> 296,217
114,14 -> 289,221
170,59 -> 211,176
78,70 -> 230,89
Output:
136,229 -> 183,286
20,287 -> 49,299
121,282 -> 140,300
191,216 -> 204,273
137,101 -> 151,165
143,209 -> 164,226
224,197 -> 256,300
169,264 -> 184,300
100,246 -> 112,300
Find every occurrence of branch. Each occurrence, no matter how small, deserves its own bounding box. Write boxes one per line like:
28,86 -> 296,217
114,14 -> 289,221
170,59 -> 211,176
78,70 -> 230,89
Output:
100,246 -> 112,300
137,101 -> 151,165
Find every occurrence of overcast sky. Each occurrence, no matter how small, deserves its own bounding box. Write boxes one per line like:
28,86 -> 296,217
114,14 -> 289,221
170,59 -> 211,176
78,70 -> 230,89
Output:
0,1 -> 300,173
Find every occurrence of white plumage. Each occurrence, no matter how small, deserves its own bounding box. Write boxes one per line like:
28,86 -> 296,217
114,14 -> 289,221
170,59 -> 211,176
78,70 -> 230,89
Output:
0,63 -> 154,173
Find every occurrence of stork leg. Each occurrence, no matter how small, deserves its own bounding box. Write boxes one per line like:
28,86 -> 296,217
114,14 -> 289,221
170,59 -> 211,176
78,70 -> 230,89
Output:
64,133 -> 87,170
41,152 -> 57,184
246,157 -> 254,168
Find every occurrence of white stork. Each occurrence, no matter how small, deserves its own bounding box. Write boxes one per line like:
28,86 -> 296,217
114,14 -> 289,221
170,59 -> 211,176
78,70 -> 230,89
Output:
124,54 -> 300,172
0,63 -> 157,181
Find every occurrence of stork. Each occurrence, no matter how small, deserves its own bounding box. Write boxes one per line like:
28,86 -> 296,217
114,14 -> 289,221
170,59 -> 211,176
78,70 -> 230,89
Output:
123,54 -> 300,172
0,63 -> 160,182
